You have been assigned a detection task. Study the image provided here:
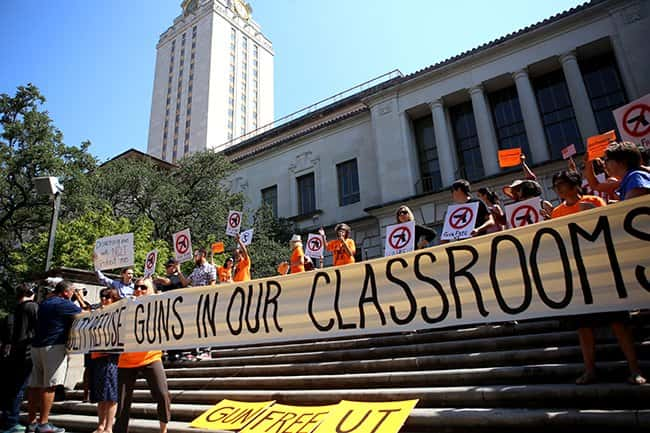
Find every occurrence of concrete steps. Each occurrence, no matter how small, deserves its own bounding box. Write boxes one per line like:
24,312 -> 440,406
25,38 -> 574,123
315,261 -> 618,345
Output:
42,316 -> 649,432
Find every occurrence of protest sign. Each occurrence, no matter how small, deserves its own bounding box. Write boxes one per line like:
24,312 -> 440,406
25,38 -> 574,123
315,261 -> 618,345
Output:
561,144 -> 577,160
497,148 -> 521,168
440,202 -> 480,241
68,197 -> 650,355
240,228 -> 254,246
93,233 -> 134,271
306,234 -> 324,258
587,130 -> 617,160
190,399 -> 276,431
240,404 -> 337,433
143,249 -> 158,278
384,221 -> 415,256
504,197 -> 543,229
312,400 -> 419,433
613,93 -> 650,147
211,242 -> 225,254
173,228 -> 193,263
226,210 -> 243,236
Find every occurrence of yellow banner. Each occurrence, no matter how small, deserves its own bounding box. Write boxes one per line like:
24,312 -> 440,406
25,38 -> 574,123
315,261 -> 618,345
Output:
312,400 -> 418,433
68,197 -> 650,354
190,399 -> 275,431
239,404 -> 338,433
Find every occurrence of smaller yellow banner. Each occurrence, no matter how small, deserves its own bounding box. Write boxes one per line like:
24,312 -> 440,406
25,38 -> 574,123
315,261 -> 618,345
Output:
240,403 -> 338,433
190,399 -> 275,431
312,400 -> 418,433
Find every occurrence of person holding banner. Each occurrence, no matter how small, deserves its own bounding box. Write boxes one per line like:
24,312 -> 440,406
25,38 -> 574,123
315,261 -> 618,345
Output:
115,278 -> 170,433
320,224 -> 356,266
154,258 -> 188,292
233,234 -> 251,282
604,141 -> 650,200
395,206 -> 437,248
89,288 -> 121,433
94,262 -> 135,298
548,170 -> 646,385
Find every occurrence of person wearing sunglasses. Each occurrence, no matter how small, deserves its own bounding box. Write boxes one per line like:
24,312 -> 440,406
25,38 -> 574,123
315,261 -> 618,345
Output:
114,279 -> 170,433
395,206 -> 437,248
89,288 -> 120,433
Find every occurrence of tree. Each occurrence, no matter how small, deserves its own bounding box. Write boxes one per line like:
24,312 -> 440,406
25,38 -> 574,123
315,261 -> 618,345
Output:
0,84 -> 97,311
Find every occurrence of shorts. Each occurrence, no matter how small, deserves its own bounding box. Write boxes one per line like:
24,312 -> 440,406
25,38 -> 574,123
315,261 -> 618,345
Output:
29,345 -> 69,388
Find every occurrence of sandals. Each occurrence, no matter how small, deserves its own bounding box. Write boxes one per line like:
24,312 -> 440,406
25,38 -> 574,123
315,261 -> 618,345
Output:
627,373 -> 647,385
575,371 -> 597,385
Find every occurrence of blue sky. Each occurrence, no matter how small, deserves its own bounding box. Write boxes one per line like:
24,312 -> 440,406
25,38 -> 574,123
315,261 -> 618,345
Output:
0,0 -> 585,162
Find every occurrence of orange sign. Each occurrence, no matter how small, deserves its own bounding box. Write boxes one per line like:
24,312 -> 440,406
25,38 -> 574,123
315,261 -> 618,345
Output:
586,130 -> 617,161
211,242 -> 225,254
498,148 -> 522,168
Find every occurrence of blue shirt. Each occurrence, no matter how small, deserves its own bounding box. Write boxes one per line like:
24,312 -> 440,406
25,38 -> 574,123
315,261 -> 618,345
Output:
96,269 -> 134,297
616,169 -> 650,200
33,296 -> 82,347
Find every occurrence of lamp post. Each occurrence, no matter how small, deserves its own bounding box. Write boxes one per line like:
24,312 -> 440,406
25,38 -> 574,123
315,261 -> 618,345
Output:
33,176 -> 64,272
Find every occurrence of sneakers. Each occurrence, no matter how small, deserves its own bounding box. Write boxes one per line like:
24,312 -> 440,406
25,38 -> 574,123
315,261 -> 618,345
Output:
4,425 -> 26,433
26,424 -> 37,433
34,424 -> 65,433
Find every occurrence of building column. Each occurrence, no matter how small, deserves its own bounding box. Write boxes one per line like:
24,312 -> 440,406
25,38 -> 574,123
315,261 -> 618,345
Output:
469,85 -> 500,176
513,69 -> 550,164
429,99 -> 457,187
610,33 -> 639,100
559,51 -> 599,139
399,111 -> 419,196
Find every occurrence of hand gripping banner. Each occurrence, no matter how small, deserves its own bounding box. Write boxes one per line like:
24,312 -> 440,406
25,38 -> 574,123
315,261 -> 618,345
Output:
67,197 -> 650,354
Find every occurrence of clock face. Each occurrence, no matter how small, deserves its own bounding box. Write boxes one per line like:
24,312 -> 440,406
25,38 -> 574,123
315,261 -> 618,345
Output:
233,0 -> 250,20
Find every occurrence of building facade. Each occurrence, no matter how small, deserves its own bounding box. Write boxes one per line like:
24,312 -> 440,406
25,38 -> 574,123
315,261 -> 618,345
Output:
147,0 -> 274,162
222,0 -> 649,263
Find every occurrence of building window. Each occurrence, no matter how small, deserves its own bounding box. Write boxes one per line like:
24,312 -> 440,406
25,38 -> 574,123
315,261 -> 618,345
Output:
580,52 -> 627,134
337,159 -> 360,206
261,185 -> 278,217
449,101 -> 484,182
413,115 -> 442,193
489,86 -> 531,156
534,69 -> 582,158
297,173 -> 316,215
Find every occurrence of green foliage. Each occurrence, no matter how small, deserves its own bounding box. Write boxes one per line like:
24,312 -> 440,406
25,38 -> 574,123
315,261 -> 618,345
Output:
246,204 -> 293,279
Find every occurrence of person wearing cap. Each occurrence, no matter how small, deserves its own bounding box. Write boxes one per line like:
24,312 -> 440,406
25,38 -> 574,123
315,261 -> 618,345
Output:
217,258 -> 234,283
233,234 -> 251,282
289,235 -> 305,274
320,224 -> 356,266
502,179 -> 553,220
27,280 -> 82,433
187,248 -> 217,287
154,258 -> 189,292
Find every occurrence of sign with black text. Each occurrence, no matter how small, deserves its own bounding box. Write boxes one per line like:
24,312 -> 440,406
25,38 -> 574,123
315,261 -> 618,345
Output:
173,228 -> 193,263
505,197 -> 543,229
384,221 -> 415,256
226,210 -> 243,237
441,202 -> 479,240
93,233 -> 134,271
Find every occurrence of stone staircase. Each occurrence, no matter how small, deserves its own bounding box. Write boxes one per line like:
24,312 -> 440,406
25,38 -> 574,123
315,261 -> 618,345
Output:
45,315 -> 650,432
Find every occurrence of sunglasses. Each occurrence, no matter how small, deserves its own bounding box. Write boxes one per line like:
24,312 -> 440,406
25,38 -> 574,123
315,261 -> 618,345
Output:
398,210 -> 408,216
100,295 -> 111,300
134,285 -> 148,291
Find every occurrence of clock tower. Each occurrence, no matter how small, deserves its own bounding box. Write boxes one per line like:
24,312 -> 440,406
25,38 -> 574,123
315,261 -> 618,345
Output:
147,0 -> 274,162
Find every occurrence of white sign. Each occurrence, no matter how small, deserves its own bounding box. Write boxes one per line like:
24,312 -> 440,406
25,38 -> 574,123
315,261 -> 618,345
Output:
240,228 -> 254,246
384,221 -> 415,256
505,197 -> 543,229
440,202 -> 480,241
613,93 -> 650,147
561,144 -> 577,160
93,233 -> 134,271
226,210 -> 243,237
143,249 -> 158,278
173,228 -> 193,263
305,233 -> 324,258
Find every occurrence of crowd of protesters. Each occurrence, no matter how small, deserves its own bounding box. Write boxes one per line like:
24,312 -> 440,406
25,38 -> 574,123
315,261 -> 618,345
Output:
1,140 -> 648,433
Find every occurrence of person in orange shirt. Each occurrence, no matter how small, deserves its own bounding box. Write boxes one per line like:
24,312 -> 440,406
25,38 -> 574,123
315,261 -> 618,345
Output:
217,257 -> 234,283
114,279 -> 170,433
232,233 -> 251,282
289,235 -> 305,273
320,223 -> 356,266
549,170 -> 645,386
